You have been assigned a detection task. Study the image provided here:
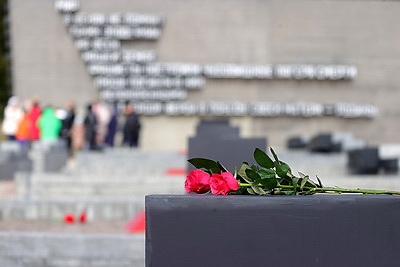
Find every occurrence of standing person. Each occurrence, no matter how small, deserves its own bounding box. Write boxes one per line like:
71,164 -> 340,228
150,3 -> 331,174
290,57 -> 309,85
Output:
38,106 -> 62,141
84,103 -> 99,150
104,102 -> 119,147
122,104 -> 141,148
93,100 -> 111,147
28,100 -> 42,141
15,108 -> 31,146
1,96 -> 23,140
60,100 -> 76,156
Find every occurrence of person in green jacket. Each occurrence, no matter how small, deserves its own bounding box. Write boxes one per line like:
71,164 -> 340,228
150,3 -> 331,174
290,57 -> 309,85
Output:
38,106 -> 62,141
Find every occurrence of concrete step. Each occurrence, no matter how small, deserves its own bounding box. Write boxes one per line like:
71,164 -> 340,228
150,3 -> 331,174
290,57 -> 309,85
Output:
15,171 -> 186,182
73,149 -> 186,169
0,197 -> 145,221
63,150 -> 187,178
15,172 -> 185,199
0,232 -> 144,267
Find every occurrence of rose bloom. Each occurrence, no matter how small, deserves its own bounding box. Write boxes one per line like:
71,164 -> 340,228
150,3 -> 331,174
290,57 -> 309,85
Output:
185,169 -> 211,193
210,172 -> 239,195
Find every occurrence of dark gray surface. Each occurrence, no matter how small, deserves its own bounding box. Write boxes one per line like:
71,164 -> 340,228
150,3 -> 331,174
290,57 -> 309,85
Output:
188,119 -> 267,172
146,194 -> 400,267
308,133 -> 337,152
43,149 -> 68,172
194,120 -> 240,139
347,148 -> 380,174
0,143 -> 32,180
188,137 -> 267,172
31,141 -> 69,172
287,136 -> 308,149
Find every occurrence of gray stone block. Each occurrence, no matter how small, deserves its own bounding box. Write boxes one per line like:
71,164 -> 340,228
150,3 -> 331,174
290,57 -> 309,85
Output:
188,137 -> 267,172
146,194 -> 400,267
0,152 -> 18,180
30,140 -> 69,173
347,147 -> 380,174
188,119 -> 267,172
195,119 -> 240,139
0,141 -> 32,180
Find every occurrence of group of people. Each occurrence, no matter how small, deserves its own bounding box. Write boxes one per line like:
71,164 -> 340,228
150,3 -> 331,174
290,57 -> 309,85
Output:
1,96 -> 76,154
1,96 -> 141,155
83,100 -> 141,150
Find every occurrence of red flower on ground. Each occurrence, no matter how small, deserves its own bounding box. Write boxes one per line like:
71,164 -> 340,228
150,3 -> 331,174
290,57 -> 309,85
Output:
79,212 -> 87,223
185,169 -> 211,193
64,213 -> 75,224
210,172 -> 239,195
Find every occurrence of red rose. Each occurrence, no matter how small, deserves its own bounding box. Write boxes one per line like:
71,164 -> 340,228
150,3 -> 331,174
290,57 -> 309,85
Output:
210,172 -> 239,195
79,212 -> 87,224
64,213 -> 75,224
185,169 -> 211,193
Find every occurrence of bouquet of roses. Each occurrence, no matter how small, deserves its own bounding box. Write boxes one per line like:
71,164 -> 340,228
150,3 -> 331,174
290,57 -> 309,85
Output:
185,147 -> 400,196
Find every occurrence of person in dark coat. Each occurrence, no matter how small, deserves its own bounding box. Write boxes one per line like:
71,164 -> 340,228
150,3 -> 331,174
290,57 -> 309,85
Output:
122,104 -> 141,148
84,103 -> 99,150
105,102 -> 119,147
60,100 -> 76,156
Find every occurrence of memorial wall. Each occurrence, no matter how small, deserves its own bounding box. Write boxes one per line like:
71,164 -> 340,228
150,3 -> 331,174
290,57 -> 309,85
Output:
9,0 -> 400,150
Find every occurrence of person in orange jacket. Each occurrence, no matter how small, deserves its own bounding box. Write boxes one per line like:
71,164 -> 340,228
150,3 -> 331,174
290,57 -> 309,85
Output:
15,109 -> 31,146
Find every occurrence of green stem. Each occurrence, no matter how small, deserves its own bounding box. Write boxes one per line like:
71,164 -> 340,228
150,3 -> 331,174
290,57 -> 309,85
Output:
239,183 -> 400,195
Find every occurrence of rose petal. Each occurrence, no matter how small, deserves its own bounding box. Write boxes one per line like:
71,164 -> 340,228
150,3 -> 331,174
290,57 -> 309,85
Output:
221,172 -> 239,190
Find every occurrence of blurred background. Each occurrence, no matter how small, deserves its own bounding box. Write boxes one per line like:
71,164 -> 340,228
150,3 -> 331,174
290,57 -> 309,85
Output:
1,0 -> 400,266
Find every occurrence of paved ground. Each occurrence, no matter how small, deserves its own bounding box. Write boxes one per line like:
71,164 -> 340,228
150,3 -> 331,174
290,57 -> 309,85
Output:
0,219 -> 129,234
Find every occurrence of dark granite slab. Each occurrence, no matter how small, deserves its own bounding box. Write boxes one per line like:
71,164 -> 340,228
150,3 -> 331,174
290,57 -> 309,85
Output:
146,194 -> 400,267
